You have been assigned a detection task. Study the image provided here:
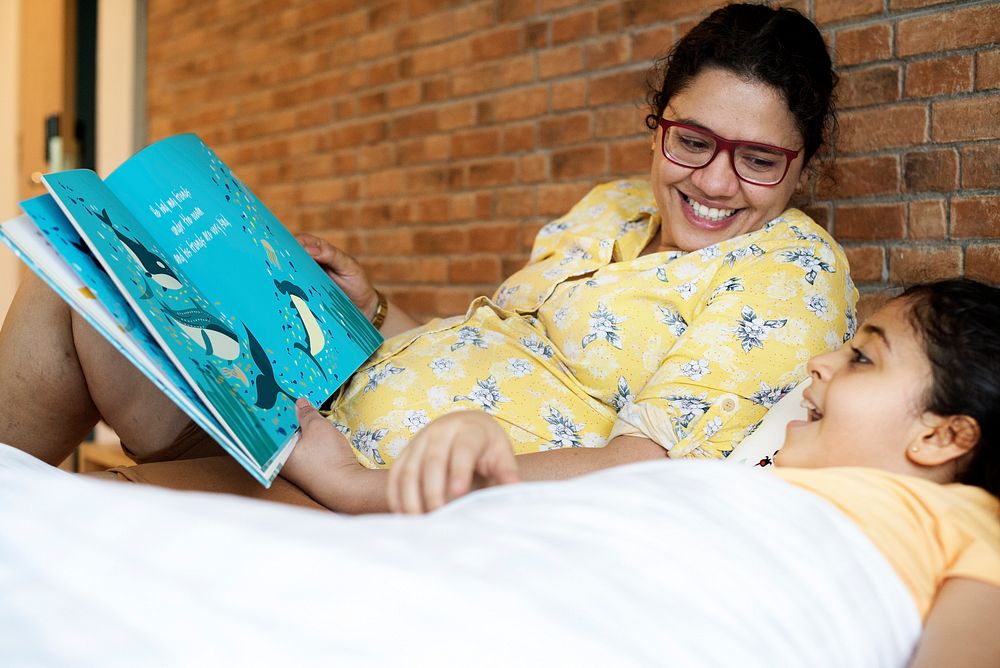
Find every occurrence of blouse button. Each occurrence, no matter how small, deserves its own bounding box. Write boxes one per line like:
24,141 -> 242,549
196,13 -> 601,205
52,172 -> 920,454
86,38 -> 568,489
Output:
721,397 -> 737,412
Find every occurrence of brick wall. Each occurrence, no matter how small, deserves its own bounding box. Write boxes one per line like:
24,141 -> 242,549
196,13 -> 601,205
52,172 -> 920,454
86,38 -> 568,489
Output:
146,0 -> 1000,320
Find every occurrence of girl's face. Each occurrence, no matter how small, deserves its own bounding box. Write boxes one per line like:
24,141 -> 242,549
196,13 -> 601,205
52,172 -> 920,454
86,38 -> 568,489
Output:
775,299 -> 936,471
650,67 -> 808,253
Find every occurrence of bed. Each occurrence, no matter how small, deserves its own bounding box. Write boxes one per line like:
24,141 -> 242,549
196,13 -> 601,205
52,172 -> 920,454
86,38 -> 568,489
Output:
0,435 -> 919,667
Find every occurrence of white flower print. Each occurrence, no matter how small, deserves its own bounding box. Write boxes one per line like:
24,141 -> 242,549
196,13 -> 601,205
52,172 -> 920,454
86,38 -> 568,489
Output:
779,248 -> 835,285
610,376 -> 635,412
553,306 -> 571,327
703,416 -> 723,438
363,362 -> 405,393
351,424 -> 387,466
667,393 -> 710,430
657,305 -> 688,337
699,244 -> 721,260
429,357 -> 455,376
543,407 -> 584,449
710,276 -> 744,301
537,220 -> 570,238
560,244 -> 592,265
789,225 -> 829,245
733,305 -> 787,353
495,284 -> 519,307
844,308 -> 858,343
520,335 -> 555,359
453,376 -> 511,413
655,266 -> 670,283
617,216 -> 647,238
507,357 -> 533,378
581,303 -> 625,349
402,410 -> 430,434
804,294 -> 830,317
333,422 -> 351,437
724,243 -> 765,266
680,359 -> 710,381
451,326 -> 488,351
749,381 -> 797,408
675,279 -> 699,300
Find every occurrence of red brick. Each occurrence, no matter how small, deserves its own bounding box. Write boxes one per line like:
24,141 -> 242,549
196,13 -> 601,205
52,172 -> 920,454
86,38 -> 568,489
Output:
406,166 -> 452,194
392,109 -> 438,139
413,227 -> 470,254
835,24 -> 892,66
499,0 -> 534,21
952,197 -> 1000,239
612,138 -> 653,175
905,56 -> 973,99
818,156 -> 900,199
551,79 -> 588,111
502,124 -> 536,152
364,169 -> 405,198
539,45 -> 584,79
552,9 -> 596,44
908,200 -> 947,240
540,113 -> 592,147
801,205 -> 831,230
525,20 -> 548,49
434,288 -> 483,316
961,144 -> 1000,190
410,40 -> 473,77
469,159 -> 517,187
976,50 -> 1000,90
843,245 -> 885,283
595,106 -> 647,138
838,106 -> 927,153
472,26 -> 525,61
519,154 -> 549,183
452,128 -> 501,159
835,204 -> 906,240
622,0 -> 707,25
890,0 -> 954,8
437,102 -> 476,130
468,222 -> 522,252
492,87 -> 549,121
889,246 -> 962,284
932,97 -> 1000,143
453,64 -> 504,96
815,0 -> 881,24
838,66 -> 901,109
398,136 -> 451,165
496,188 -> 537,217
552,145 -> 608,180
411,196 -> 451,223
500,56 -> 535,88
537,183 -> 593,216
587,36 -> 631,70
449,256 -> 503,284
897,4 -> 1000,57
902,149 -> 958,192
369,257 -> 449,284
365,229 -> 415,256
965,245 -> 1000,285
589,67 -> 647,106
632,26 -> 675,61
856,293 -> 893,324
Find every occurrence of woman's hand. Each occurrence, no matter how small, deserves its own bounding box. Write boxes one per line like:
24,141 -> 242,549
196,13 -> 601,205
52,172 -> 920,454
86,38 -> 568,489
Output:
296,233 -> 379,319
280,398 -> 390,514
387,411 -> 521,514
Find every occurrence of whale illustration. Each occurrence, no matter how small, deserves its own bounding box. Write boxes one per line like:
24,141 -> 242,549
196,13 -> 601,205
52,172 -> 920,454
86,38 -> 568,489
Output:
158,301 -> 241,361
275,279 -> 327,378
92,207 -> 182,290
244,326 -> 296,410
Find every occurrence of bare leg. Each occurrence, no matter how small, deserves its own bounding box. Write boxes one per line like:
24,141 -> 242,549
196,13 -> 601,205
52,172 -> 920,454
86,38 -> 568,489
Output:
0,274 -> 206,464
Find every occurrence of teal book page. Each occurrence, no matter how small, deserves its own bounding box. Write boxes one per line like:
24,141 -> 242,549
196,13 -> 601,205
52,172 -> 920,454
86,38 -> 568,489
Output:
15,195 -> 245,470
42,137 -> 381,481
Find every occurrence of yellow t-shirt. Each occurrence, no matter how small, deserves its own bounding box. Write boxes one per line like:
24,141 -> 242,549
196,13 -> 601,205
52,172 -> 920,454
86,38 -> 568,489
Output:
773,467 -> 1000,619
329,180 -> 857,467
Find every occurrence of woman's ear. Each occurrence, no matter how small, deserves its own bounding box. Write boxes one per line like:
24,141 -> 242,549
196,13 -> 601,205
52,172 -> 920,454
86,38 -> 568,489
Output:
906,414 -> 980,467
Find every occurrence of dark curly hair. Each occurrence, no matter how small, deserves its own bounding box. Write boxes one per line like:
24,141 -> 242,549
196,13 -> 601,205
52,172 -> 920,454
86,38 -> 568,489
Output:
899,279 -> 1000,499
645,3 -> 837,165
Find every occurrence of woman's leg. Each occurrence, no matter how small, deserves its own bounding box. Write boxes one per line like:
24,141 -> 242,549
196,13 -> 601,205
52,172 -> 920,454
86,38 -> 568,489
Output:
0,274 -> 209,464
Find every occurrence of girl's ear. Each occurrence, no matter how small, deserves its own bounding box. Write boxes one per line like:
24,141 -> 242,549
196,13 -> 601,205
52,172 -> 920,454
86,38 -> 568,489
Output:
906,414 -> 980,468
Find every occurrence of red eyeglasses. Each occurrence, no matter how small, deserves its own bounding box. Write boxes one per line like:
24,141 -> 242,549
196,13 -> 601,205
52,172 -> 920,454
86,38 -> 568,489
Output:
658,119 -> 802,186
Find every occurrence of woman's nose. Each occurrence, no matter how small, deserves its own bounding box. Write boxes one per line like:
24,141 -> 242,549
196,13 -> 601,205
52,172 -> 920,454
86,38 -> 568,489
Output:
690,150 -> 740,197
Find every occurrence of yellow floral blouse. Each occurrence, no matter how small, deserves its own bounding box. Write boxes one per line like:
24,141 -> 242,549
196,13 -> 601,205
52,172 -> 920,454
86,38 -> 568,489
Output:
328,180 -> 858,468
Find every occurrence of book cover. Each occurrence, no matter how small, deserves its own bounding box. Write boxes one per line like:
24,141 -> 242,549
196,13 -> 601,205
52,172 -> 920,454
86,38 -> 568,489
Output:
3,134 -> 382,485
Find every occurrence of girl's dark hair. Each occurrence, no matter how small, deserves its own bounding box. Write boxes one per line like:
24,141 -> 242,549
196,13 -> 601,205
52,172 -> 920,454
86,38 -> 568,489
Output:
899,279 -> 1000,498
645,3 -> 838,164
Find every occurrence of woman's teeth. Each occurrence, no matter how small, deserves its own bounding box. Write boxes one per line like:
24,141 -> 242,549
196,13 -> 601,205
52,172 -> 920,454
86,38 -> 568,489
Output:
683,194 -> 737,220
801,398 -> 823,422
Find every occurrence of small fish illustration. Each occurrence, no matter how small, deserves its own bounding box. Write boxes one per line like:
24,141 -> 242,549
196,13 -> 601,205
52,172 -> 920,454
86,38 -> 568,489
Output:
158,301 -> 241,361
261,239 -> 281,269
221,365 -> 250,387
275,279 -> 327,378
92,207 -> 182,290
244,326 -> 296,410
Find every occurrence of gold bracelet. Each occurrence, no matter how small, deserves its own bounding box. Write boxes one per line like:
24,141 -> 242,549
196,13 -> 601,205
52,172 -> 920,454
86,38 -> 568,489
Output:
370,289 -> 388,330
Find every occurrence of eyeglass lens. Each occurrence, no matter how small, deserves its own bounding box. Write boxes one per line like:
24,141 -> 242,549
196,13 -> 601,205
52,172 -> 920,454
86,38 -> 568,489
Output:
664,125 -> 788,185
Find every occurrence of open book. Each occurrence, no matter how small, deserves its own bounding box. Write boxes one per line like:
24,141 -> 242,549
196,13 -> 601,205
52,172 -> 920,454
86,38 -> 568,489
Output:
1,134 -> 382,486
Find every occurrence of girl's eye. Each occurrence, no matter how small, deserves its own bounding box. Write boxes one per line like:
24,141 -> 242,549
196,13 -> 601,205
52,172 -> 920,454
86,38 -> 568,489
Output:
850,347 -> 871,365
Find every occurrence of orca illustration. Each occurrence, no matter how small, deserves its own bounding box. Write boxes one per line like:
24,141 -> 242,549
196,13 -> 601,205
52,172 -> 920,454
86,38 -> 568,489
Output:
158,301 -> 241,361
274,279 -> 327,378
92,207 -> 182,290
244,326 -> 296,410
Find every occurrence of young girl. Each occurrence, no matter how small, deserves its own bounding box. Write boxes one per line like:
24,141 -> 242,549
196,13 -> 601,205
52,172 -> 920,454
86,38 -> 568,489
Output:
297,278 -> 998,666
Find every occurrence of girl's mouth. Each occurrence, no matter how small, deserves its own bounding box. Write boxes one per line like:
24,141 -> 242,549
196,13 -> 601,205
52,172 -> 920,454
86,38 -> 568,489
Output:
801,397 -> 823,422
680,192 -> 741,225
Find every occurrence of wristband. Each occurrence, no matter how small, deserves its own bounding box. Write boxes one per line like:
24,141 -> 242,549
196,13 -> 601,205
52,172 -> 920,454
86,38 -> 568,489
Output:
370,290 -> 388,330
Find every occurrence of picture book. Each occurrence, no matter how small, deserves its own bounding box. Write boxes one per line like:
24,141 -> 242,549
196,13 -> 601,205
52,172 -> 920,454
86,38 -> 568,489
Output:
1,133 -> 383,486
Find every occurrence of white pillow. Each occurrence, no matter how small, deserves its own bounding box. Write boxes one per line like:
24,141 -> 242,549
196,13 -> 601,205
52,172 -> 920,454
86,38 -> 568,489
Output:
728,380 -> 809,467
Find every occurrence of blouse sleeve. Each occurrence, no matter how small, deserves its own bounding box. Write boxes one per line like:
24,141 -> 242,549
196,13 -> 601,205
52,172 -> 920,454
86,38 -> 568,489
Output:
610,235 -> 857,459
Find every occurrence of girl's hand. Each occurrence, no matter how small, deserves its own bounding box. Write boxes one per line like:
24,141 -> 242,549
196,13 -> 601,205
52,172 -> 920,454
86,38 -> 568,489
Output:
387,411 -> 520,514
296,233 -> 379,319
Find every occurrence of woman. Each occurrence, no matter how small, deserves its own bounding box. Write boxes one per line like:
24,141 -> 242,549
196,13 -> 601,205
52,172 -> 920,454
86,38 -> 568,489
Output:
0,5 -> 855,510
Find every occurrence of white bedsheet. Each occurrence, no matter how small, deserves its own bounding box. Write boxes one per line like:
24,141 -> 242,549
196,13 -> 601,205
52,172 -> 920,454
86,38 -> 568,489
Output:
0,444 -> 920,667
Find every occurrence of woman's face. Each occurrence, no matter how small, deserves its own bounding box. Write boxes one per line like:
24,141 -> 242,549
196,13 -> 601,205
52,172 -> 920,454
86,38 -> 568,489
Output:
650,67 -> 808,252
774,299 -> 935,472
